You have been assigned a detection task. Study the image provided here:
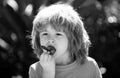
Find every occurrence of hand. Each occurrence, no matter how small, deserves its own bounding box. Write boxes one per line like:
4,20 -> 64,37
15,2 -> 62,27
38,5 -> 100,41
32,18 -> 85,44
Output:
39,52 -> 55,78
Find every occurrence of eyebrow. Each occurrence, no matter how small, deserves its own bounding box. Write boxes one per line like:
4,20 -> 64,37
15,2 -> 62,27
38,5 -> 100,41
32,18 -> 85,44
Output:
38,27 -> 47,33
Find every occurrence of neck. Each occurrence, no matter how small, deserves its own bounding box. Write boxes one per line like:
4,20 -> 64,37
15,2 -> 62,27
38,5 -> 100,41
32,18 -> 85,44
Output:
56,52 -> 74,66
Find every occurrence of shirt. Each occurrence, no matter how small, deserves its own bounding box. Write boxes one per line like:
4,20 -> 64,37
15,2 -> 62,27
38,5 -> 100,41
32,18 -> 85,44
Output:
29,57 -> 102,78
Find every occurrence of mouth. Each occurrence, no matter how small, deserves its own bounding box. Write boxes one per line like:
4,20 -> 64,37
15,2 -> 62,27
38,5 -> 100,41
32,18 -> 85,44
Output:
41,45 -> 56,55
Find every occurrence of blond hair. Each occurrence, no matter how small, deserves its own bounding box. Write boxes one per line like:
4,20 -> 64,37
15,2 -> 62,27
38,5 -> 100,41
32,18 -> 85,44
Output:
31,3 -> 91,64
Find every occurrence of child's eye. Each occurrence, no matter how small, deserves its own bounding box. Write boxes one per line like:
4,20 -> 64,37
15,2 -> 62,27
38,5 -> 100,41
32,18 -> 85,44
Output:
56,33 -> 62,36
42,33 -> 48,36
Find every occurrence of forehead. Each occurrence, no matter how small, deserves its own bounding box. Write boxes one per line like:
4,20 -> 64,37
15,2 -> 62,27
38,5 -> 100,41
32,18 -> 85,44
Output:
39,24 -> 64,32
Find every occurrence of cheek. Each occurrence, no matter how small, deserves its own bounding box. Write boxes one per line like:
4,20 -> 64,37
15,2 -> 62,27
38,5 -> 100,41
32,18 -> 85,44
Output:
56,38 -> 68,51
40,38 -> 47,45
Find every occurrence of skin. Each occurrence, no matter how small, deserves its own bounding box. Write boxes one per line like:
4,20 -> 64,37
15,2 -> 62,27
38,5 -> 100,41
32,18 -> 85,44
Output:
39,24 -> 72,78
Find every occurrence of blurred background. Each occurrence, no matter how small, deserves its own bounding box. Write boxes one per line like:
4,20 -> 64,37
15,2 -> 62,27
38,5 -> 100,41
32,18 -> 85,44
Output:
0,0 -> 120,78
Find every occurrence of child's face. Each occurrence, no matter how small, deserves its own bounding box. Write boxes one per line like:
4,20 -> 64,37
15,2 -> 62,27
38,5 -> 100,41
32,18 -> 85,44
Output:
39,24 -> 69,60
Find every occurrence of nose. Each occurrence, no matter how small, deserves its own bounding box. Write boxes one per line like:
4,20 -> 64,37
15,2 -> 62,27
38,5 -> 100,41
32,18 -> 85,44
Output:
47,39 -> 55,45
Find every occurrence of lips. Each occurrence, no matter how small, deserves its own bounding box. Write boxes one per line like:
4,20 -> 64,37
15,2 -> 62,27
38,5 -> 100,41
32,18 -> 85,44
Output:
41,45 -> 56,55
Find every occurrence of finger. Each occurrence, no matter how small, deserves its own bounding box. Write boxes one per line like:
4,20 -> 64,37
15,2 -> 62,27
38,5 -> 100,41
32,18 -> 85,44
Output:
43,49 -> 48,54
48,55 -> 54,62
44,52 -> 50,60
40,52 -> 45,61
51,55 -> 55,61
47,54 -> 52,60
